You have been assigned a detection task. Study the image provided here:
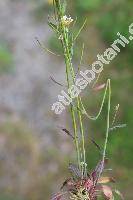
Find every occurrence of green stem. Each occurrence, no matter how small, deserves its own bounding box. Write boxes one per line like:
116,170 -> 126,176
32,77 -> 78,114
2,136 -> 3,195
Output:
63,28 -> 86,173
62,26 -> 81,169
102,79 -> 111,166
98,79 -> 111,179
53,0 -> 86,172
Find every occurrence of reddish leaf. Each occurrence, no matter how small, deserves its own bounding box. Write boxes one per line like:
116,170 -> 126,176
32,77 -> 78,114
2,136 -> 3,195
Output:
93,83 -> 106,91
101,185 -> 113,200
60,178 -> 74,190
51,193 -> 62,200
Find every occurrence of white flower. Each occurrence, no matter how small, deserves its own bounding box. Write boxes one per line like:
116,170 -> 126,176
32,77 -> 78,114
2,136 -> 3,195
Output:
61,15 -> 73,26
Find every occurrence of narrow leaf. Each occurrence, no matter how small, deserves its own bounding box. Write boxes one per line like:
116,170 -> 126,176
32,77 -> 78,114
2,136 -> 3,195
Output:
93,83 -> 106,91
109,124 -> 127,132
48,21 -> 58,32
98,176 -> 115,184
50,76 -> 65,87
91,138 -> 101,151
74,19 -> 87,41
68,163 -> 82,178
115,190 -> 124,200
35,37 -> 60,56
58,126 -> 75,140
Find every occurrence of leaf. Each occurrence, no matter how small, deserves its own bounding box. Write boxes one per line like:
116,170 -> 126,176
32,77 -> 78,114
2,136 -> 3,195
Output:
60,0 -> 67,15
94,160 -> 105,177
109,124 -> 127,132
114,190 -> 124,200
91,138 -> 101,151
51,193 -> 62,200
60,178 -> 74,190
59,126 -> 75,140
35,37 -> 60,56
48,22 -> 58,32
68,163 -> 82,178
98,176 -> 115,184
74,19 -> 87,41
101,185 -> 114,200
92,158 -> 109,182
51,191 -> 68,200
50,76 -> 64,87
93,83 -> 106,91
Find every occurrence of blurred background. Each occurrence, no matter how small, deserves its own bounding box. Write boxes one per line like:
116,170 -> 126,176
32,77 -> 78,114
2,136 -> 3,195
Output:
0,0 -> 132,199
